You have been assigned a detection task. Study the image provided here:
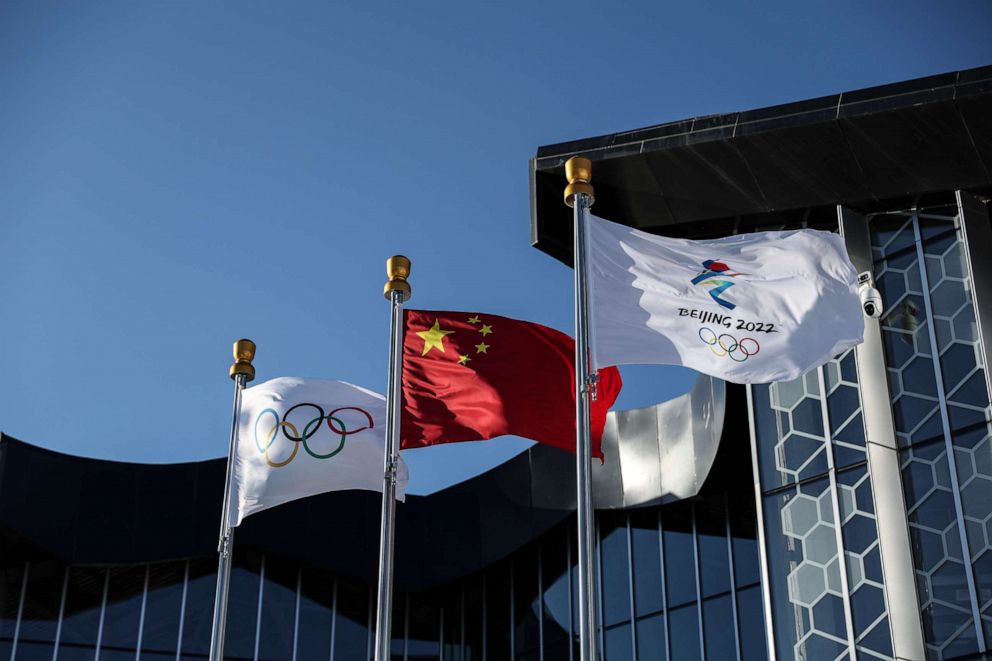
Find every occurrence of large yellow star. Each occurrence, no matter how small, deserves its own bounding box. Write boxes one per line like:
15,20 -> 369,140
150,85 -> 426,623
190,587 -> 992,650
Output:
417,320 -> 454,356
478,324 -> 493,336
475,341 -> 490,354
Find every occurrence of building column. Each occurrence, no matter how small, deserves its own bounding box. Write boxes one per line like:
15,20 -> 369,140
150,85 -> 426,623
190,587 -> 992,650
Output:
956,190 -> 992,406
837,206 -> 927,661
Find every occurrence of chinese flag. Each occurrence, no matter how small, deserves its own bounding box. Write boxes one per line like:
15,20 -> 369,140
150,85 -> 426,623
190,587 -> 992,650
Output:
400,310 -> 622,458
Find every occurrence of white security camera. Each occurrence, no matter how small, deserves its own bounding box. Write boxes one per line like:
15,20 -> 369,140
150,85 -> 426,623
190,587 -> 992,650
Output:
858,271 -> 883,319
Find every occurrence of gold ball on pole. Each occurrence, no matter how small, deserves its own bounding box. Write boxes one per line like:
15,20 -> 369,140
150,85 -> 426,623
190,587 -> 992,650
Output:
229,338 -> 256,382
383,255 -> 412,301
564,156 -> 595,208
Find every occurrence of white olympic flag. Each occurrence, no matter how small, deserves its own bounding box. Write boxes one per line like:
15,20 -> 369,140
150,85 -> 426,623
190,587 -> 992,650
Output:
586,214 -> 864,384
229,376 -> 407,527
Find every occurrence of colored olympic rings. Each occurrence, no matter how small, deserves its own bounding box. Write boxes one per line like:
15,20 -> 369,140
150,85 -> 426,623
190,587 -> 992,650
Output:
252,403 -> 374,468
698,327 -> 760,362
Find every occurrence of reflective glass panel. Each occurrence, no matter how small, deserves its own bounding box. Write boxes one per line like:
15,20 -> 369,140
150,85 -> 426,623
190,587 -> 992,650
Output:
603,623 -> 632,660
100,565 -> 144,661
222,554 -> 261,660
485,566 -> 510,660
541,539 -> 570,650
257,557 -> 296,661
140,562 -> 185,660
696,499 -> 730,599
599,512 -> 631,627
180,559 -> 216,661
702,595 -> 735,661
297,568 -> 332,661
0,563 -> 24,660
406,595 -> 439,661
736,585 -> 767,661
629,510 -> 662,617
333,578 -> 368,660
667,603 -> 700,661
512,548 -> 539,656
16,561 -> 64,661
463,578 -> 484,661
662,504 -> 696,608
634,613 -> 664,661
762,477 -> 848,661
56,566 -> 104,660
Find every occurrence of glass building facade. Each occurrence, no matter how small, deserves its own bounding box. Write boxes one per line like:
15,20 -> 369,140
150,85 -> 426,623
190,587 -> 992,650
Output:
0,494 -> 766,661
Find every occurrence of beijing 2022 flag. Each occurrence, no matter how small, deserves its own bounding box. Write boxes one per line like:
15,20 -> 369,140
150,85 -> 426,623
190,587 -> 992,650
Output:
586,214 -> 863,384
228,376 -> 408,527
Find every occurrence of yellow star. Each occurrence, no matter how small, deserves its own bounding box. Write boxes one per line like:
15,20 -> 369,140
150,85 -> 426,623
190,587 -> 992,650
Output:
458,354 -> 471,365
475,341 -> 490,354
478,324 -> 493,336
467,315 -> 481,324
417,320 -> 454,356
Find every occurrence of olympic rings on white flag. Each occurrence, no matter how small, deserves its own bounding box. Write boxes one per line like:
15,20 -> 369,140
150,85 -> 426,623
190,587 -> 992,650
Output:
252,404 -> 374,468
698,327 -> 760,362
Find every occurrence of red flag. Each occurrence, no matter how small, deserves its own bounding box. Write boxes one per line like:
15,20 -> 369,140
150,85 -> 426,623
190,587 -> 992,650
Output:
400,310 -> 622,458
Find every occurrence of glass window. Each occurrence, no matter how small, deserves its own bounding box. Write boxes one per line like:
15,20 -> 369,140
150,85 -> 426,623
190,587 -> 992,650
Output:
180,559 -> 216,661
56,566 -> 105,660
462,579 -> 484,661
728,500 -> 761,589
100,565 -> 145,661
406,594 -> 439,661
702,595 -> 735,661
440,592 -> 459,660
696,500 -> 730,599
603,623 -> 632,660
222,553 -> 261,660
390,590 -> 405,661
485,566 -> 510,660
257,556 -> 297,661
629,511 -> 662,617
16,561 -> 64,661
139,562 -> 185,660
599,512 -> 631,627
736,586 -> 767,661
0,563 -> 24,660
333,578 -> 369,660
662,504 -> 696,608
512,548 -> 539,657
762,477 -> 848,660
634,613 -> 664,661
296,568 -> 332,661
667,603 -> 700,661
541,540 -> 570,650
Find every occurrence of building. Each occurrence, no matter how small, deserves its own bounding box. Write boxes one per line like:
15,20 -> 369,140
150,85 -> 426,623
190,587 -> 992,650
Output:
2,65 -> 992,660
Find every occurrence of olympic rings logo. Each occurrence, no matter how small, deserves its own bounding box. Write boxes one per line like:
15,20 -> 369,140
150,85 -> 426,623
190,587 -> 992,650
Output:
253,404 -> 374,468
698,327 -> 760,362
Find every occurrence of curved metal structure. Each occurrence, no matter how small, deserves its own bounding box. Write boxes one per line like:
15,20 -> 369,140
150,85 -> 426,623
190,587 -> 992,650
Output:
0,376 -> 735,590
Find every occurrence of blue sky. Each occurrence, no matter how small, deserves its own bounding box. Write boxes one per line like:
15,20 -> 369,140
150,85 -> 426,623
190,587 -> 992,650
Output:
1,1 -> 990,494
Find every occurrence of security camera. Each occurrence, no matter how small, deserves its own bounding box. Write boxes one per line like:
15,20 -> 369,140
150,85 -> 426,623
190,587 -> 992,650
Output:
858,271 -> 883,319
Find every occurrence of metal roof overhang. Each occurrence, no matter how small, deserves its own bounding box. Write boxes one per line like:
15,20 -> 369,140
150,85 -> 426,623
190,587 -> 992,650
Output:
530,66 -> 992,266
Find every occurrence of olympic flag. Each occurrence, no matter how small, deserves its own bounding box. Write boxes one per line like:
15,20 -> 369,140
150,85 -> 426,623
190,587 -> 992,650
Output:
228,376 -> 408,527
585,214 -> 864,383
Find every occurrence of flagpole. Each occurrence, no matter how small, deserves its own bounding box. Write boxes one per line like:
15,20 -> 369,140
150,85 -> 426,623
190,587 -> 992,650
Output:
207,339 -> 256,661
566,156 -> 599,661
374,255 -> 412,661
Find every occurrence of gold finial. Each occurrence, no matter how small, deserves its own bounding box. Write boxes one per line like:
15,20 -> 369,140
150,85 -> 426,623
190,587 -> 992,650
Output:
229,338 -> 256,382
383,255 -> 412,301
564,156 -> 595,208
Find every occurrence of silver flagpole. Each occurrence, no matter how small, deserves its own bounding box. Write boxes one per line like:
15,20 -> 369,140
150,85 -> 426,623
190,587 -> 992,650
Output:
208,339 -> 256,661
374,255 -> 412,661
566,157 -> 599,661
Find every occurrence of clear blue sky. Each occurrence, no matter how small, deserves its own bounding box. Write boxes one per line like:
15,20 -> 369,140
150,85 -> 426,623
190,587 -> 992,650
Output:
1,1 -> 990,494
